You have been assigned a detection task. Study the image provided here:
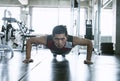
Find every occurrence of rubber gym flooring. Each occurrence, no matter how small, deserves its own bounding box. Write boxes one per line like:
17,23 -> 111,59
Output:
0,48 -> 120,81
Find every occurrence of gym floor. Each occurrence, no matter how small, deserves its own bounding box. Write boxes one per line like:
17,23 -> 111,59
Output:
0,48 -> 120,81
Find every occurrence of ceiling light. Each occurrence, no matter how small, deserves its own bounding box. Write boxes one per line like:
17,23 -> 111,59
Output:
18,0 -> 28,5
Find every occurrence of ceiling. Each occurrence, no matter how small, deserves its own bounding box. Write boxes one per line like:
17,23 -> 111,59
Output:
0,0 -> 112,9
102,0 -> 113,9
0,0 -> 90,7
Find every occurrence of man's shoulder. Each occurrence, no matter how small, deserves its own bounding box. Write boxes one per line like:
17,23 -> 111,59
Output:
46,35 -> 53,40
67,35 -> 73,41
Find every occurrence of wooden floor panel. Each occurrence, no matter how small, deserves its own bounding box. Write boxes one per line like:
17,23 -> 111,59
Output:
0,49 -> 120,81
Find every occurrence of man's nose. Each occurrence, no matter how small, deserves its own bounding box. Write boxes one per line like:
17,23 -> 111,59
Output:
58,40 -> 62,44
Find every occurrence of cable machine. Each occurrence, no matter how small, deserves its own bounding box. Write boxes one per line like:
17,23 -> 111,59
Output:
70,0 -> 80,36
93,0 -> 101,55
71,0 -> 80,54
0,9 -> 14,59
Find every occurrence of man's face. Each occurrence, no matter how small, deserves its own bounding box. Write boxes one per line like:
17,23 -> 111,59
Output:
53,34 -> 67,48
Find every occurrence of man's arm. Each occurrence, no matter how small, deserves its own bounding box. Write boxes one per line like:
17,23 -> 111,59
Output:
23,35 -> 47,63
73,36 -> 93,64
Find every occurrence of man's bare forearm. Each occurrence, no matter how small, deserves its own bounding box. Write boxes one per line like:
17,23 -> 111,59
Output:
26,39 -> 32,59
86,40 -> 93,61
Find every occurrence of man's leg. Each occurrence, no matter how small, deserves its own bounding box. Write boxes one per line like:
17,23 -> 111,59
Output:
53,53 -> 66,58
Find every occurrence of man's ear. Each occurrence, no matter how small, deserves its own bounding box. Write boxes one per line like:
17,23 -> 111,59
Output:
66,35 -> 68,38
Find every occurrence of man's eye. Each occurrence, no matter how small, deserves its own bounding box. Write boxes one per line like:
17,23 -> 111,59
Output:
55,38 -> 65,40
61,38 -> 65,40
55,38 -> 59,40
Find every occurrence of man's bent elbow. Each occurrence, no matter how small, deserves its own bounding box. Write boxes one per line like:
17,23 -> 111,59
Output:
26,38 -> 33,45
87,39 -> 93,48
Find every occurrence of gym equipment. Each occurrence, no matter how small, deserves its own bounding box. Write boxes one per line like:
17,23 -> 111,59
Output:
85,20 -> 94,40
0,32 -> 13,59
101,42 -> 114,54
16,21 -> 36,52
2,17 -> 17,22
2,17 -> 17,42
2,16 -> 35,52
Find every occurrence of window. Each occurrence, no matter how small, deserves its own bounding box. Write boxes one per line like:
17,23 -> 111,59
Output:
32,7 -> 86,35
101,9 -> 113,36
32,8 -> 71,34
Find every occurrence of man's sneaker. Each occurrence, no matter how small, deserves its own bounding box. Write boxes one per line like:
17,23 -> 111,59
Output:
53,54 -> 57,57
62,55 -> 65,57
